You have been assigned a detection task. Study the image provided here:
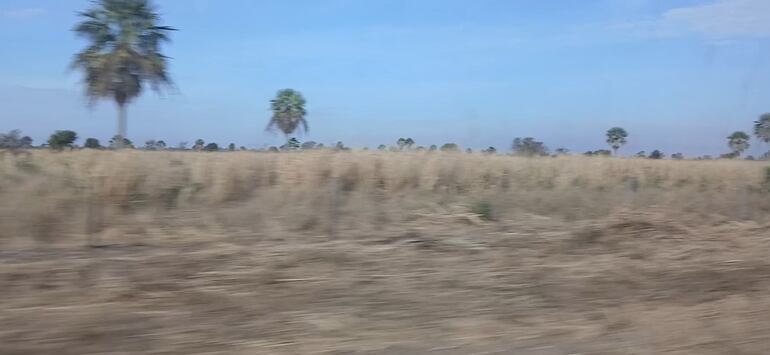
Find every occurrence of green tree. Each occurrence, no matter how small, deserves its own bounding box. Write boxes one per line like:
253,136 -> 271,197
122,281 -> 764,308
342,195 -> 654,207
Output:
727,131 -> 750,157
267,89 -> 307,143
0,130 -> 32,149
144,139 -> 159,150
203,142 -> 219,151
377,144 -> 387,151
554,148 -> 569,156
482,146 -> 497,154
606,127 -> 628,155
84,138 -> 102,149
429,144 -> 438,151
585,149 -> 611,157
721,152 -> 739,159
396,137 -> 415,150
648,150 -> 664,159
72,0 -> 176,148
334,141 -> 349,151
228,143 -> 236,151
156,140 -> 166,149
512,137 -> 548,157
193,139 -> 205,151
109,135 -> 133,149
20,136 -> 33,148
48,130 -> 78,150
396,138 -> 407,150
440,143 -> 460,152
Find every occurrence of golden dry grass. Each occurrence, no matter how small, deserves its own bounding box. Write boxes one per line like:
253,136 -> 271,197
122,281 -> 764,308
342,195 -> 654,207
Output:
1,150 -> 769,244
2,150 -> 770,353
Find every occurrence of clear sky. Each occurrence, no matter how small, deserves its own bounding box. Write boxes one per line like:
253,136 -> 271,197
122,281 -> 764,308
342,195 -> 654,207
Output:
1,0 -> 770,155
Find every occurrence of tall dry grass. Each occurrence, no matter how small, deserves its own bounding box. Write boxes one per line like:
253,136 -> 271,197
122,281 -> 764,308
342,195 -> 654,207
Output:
1,150 -> 769,246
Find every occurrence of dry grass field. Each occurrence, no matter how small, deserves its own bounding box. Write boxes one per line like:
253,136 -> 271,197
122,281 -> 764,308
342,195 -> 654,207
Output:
3,150 -> 770,354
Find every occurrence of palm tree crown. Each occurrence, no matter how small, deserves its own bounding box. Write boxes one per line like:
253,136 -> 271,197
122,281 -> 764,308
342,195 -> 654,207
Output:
267,89 -> 308,138
72,0 -> 175,145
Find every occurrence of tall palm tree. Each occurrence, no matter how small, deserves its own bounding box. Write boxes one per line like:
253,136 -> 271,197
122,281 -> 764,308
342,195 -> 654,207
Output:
72,0 -> 175,148
605,127 -> 628,156
727,131 -> 750,157
267,89 -> 308,141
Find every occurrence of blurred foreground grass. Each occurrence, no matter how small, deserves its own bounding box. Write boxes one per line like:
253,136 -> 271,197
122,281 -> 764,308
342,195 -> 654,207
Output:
2,150 -> 770,353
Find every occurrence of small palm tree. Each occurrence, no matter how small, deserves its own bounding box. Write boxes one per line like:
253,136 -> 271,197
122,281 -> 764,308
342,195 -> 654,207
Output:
727,131 -> 750,157
606,127 -> 628,156
267,89 -> 308,142
72,0 -> 176,148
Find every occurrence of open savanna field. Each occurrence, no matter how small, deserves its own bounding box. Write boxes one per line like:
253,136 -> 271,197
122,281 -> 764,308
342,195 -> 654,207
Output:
3,150 -> 770,354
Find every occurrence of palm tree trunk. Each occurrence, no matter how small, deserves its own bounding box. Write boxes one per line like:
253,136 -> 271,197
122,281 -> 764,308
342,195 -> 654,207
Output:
117,103 -> 127,149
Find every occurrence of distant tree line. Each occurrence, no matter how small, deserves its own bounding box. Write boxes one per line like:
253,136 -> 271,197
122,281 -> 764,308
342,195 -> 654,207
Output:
4,113 -> 770,160
3,124 -> 770,161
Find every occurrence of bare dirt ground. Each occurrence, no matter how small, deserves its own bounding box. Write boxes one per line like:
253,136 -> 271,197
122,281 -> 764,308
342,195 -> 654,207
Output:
3,209 -> 770,354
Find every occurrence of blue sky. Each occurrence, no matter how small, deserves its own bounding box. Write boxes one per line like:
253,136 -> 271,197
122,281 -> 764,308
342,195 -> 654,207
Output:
1,0 -> 770,155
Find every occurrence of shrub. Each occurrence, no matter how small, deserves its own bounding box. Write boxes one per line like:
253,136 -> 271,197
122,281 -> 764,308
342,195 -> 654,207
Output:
203,143 -> 219,151
48,130 -> 77,150
84,138 -> 101,149
440,143 -> 459,152
301,141 -> 318,150
471,201 -> 494,221
109,135 -> 133,149
0,130 -> 33,149
648,150 -> 664,159
512,137 -> 548,157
